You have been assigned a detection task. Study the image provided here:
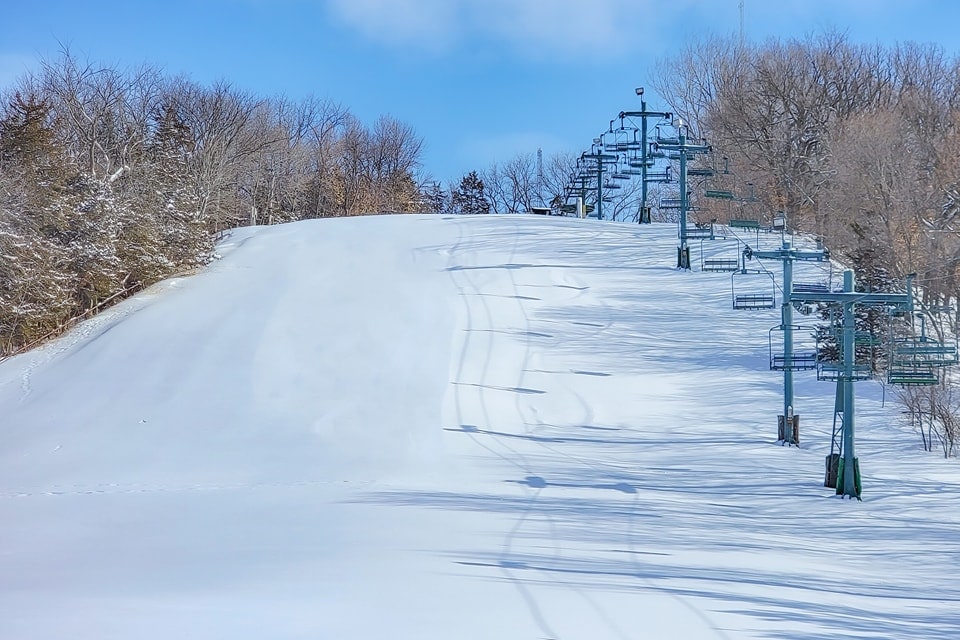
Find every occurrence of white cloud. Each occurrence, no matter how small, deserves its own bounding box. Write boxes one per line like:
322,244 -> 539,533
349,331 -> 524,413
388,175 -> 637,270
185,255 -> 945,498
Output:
468,0 -> 646,58
325,0 -> 463,52
323,0 -> 686,59
323,0 -> 931,61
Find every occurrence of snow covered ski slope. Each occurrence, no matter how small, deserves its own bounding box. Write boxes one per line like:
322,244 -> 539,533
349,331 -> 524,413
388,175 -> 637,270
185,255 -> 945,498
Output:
1,214 -> 958,639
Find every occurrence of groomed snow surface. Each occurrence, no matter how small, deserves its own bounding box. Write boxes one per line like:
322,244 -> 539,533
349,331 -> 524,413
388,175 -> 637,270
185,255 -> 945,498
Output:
1,215 -> 958,639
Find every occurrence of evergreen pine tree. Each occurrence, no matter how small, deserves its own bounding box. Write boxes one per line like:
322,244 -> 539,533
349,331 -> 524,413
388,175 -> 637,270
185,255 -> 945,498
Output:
0,92 -> 56,168
451,171 -> 491,215
423,182 -> 447,214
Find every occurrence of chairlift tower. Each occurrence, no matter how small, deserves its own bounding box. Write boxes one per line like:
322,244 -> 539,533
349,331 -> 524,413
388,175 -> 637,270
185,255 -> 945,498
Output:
789,270 -> 915,500
654,120 -> 710,269
580,148 -> 618,221
744,223 -> 827,447
619,87 -> 672,224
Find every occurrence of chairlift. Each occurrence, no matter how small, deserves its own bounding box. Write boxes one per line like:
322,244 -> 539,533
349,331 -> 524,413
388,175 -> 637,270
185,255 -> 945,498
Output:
646,171 -> 671,183
659,197 -> 682,209
700,238 -> 740,271
602,126 -> 641,153
816,360 -> 874,382
731,268 -> 776,310
769,324 -> 819,371
887,363 -> 939,386
792,281 -> 831,295
705,189 -> 735,200
684,224 -> 714,241
794,256 -> 837,294
886,310 -> 958,384
891,336 -> 959,367
813,321 -> 877,382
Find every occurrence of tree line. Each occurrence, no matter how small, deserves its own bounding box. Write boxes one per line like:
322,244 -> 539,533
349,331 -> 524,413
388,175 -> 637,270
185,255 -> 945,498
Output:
0,51 -> 431,355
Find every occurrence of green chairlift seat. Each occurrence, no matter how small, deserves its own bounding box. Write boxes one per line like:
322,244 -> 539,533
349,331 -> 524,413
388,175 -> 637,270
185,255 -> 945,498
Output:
659,197 -> 681,209
700,238 -> 740,270
705,189 -> 735,200
887,364 -> 939,386
817,361 -> 873,382
769,324 -> 819,371
731,269 -> 776,310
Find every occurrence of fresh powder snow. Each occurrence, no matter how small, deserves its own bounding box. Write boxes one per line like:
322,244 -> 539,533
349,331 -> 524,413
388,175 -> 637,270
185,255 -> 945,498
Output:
1,214 -> 958,639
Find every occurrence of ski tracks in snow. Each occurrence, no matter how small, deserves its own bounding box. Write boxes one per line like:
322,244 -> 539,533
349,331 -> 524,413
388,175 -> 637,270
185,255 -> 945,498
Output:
444,217 -> 672,639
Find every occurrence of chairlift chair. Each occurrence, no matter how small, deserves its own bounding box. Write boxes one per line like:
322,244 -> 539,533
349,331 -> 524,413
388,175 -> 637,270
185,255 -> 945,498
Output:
731,268 -> 776,310
816,360 -> 874,382
885,306 -> 958,386
813,322 -> 877,382
887,363 -> 939,386
659,197 -> 682,209
646,169 -> 671,183
700,238 -> 740,271
769,324 -> 819,371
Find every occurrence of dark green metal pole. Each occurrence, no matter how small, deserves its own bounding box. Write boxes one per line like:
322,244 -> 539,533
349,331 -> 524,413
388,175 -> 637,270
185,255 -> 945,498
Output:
596,155 -> 603,221
640,95 -> 648,221
678,125 -> 689,269
841,269 -> 858,498
782,240 -> 795,444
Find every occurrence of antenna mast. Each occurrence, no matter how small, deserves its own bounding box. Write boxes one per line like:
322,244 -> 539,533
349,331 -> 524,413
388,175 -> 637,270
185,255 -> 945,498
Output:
537,147 -> 544,206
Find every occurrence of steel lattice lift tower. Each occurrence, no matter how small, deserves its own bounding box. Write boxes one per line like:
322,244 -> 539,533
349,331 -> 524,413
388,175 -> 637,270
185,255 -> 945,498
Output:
790,271 -> 915,499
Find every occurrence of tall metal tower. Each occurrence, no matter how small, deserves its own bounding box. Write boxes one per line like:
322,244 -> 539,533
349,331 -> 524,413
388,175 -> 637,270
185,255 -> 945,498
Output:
537,147 -> 544,207
580,146 -> 617,221
745,231 -> 826,445
789,272 -> 915,499
654,120 -> 710,269
619,88 -> 671,224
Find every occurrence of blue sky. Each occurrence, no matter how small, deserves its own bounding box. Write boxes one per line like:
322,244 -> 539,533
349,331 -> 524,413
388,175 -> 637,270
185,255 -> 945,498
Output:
3,0 -> 960,183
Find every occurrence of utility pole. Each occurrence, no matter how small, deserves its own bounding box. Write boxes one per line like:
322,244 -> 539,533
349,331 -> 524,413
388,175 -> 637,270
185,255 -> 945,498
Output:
619,88 -> 671,224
